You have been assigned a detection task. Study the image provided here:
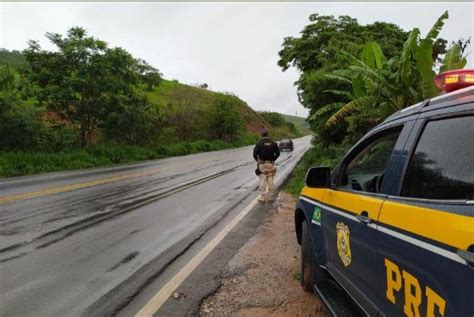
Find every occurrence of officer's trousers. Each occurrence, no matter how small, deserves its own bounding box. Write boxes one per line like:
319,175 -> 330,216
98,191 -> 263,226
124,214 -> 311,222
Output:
258,162 -> 276,197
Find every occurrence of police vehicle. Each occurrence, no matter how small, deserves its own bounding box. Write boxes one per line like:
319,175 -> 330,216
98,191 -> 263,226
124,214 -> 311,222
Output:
294,69 -> 474,317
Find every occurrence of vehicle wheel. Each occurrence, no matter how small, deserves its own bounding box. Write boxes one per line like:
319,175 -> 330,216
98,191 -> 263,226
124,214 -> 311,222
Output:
301,221 -> 327,291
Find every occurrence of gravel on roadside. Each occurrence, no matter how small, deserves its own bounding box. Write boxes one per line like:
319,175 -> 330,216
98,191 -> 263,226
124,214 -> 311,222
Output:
200,192 -> 329,317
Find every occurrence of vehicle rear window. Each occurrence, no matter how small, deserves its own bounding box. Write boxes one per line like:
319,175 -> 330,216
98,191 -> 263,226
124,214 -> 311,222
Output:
401,115 -> 474,200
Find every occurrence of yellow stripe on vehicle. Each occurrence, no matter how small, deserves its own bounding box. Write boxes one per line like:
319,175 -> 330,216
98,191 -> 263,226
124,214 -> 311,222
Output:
301,188 -> 473,252
300,186 -> 327,202
379,200 -> 474,251
323,189 -> 385,221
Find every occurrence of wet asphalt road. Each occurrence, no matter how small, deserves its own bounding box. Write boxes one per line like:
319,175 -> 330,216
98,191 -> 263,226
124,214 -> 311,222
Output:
0,136 -> 311,316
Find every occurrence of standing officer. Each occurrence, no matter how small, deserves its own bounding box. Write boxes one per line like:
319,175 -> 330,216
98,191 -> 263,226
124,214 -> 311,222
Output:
253,129 -> 280,203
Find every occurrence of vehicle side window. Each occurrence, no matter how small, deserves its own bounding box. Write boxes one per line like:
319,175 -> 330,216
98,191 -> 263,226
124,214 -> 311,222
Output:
339,130 -> 401,193
401,115 -> 474,200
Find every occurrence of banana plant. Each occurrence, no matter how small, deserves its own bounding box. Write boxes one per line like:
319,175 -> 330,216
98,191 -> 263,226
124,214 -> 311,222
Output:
313,10 -> 463,130
415,10 -> 449,99
440,44 -> 467,72
316,42 -> 401,127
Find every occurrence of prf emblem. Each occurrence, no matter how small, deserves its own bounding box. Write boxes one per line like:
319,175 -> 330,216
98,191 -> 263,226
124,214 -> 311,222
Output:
336,222 -> 351,267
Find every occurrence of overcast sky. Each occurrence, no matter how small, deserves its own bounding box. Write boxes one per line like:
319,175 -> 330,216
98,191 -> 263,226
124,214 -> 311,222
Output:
1,2 -> 473,117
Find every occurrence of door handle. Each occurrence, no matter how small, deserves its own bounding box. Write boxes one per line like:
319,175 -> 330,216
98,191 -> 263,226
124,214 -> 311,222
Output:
457,247 -> 474,268
356,211 -> 373,225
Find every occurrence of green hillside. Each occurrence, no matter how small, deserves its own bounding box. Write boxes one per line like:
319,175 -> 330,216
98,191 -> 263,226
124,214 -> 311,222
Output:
0,48 -> 299,143
280,114 -> 310,130
143,80 -> 271,135
0,44 -> 302,177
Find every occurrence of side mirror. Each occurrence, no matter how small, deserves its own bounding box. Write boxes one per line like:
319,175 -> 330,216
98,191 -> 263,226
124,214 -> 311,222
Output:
305,167 -> 331,188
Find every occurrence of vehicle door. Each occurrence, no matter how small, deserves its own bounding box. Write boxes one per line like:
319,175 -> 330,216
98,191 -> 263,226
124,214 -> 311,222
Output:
376,113 -> 474,317
322,125 -> 406,315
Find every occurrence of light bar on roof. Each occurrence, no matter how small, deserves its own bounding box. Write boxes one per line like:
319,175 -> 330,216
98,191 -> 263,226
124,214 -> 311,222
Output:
435,69 -> 474,93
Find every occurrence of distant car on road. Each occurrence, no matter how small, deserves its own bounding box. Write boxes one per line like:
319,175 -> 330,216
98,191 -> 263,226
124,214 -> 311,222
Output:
279,139 -> 293,152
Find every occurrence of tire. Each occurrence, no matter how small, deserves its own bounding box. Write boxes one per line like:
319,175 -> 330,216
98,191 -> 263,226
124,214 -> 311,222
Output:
301,221 -> 327,291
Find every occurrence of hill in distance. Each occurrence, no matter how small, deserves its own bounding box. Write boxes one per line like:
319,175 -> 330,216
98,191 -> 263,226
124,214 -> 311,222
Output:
0,48 -> 302,142
280,114 -> 309,130
143,80 -> 283,141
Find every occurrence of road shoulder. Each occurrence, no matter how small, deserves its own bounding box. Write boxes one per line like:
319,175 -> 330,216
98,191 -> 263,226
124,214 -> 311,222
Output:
149,192 -> 328,316
200,192 -> 328,316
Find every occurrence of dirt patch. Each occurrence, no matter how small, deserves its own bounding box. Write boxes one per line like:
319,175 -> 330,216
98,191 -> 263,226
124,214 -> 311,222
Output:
200,192 -> 329,317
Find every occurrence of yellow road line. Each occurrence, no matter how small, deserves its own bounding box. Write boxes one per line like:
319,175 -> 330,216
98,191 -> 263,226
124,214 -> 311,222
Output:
134,196 -> 259,317
0,167 -> 162,205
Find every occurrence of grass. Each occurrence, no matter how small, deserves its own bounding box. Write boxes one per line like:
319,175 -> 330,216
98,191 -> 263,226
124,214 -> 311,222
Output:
283,140 -> 349,196
293,272 -> 302,281
143,79 -> 216,111
0,139 -> 250,178
142,80 -> 301,140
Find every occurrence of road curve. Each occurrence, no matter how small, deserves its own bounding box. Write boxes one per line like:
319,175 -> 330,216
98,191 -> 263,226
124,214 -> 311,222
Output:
0,136 -> 311,316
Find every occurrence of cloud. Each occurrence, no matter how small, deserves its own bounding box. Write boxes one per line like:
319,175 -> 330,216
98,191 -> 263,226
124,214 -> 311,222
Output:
1,2 -> 473,118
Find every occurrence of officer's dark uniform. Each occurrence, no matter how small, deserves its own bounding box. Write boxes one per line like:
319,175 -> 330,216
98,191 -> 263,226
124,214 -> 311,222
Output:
253,131 -> 280,202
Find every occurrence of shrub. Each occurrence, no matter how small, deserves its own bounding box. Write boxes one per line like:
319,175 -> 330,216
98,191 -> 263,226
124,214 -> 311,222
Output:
233,133 -> 259,147
190,140 -> 211,153
165,142 -> 189,156
209,140 -> 231,151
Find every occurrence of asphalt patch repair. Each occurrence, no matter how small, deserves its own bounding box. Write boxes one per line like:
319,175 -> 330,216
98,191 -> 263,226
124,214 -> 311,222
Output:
200,192 -> 329,316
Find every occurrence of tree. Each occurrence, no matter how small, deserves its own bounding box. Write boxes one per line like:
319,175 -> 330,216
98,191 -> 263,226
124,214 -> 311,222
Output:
208,94 -> 244,142
166,102 -> 205,141
312,11 -> 468,142
102,95 -> 160,145
135,59 -> 162,91
24,27 -> 143,147
260,111 -> 286,127
286,121 -> 299,135
278,12 -> 471,146
0,65 -> 42,149
278,14 -> 415,144
0,49 -> 27,69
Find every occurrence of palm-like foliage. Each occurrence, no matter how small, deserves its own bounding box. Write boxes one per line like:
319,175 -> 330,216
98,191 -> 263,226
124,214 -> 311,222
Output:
313,42 -> 407,128
440,44 -> 467,72
312,10 -> 467,129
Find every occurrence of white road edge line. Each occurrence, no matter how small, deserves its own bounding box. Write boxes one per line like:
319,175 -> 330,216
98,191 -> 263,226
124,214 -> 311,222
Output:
135,139 -> 310,316
134,196 -> 259,317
